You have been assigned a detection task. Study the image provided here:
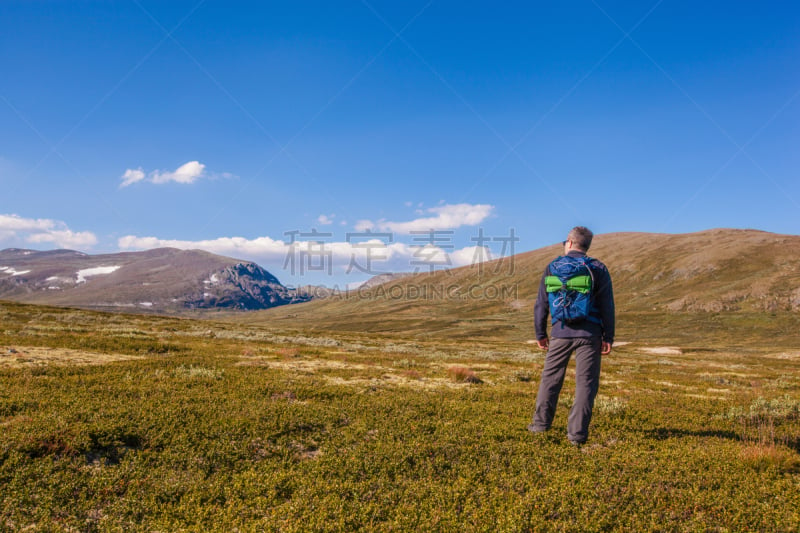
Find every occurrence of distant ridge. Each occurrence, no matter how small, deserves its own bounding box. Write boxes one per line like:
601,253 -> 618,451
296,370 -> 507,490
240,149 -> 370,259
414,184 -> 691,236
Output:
0,247 -> 310,312
238,229 -> 800,338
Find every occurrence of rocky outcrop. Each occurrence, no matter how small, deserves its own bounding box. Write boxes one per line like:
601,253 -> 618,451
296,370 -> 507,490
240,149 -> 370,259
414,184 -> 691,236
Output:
185,262 -> 310,310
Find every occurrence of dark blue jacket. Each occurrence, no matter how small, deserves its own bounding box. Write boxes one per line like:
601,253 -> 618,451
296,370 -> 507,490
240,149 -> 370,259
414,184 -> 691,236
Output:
534,250 -> 615,343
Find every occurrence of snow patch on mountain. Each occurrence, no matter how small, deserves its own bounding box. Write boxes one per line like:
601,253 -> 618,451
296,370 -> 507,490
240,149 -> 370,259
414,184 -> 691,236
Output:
76,266 -> 120,283
0,266 -> 31,276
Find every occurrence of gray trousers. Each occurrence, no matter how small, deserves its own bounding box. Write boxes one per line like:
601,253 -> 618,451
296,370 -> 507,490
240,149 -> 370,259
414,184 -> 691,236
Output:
531,337 -> 602,443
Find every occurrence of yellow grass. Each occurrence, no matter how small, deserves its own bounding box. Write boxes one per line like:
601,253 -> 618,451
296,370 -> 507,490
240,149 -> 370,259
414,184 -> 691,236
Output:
0,345 -> 142,368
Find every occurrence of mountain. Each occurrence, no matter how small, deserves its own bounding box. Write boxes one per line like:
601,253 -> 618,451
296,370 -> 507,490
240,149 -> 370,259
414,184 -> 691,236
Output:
0,247 -> 310,312
236,229 -> 800,341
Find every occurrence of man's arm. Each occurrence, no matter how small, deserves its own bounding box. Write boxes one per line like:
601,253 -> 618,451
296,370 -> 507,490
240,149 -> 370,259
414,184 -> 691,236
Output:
593,265 -> 615,345
534,268 -> 549,347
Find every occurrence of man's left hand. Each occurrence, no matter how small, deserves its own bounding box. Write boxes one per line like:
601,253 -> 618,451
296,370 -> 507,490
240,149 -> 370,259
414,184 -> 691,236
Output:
601,342 -> 612,355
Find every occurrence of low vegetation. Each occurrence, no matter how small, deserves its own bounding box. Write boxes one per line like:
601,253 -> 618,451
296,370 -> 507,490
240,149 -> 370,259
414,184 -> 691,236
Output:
1,301 -> 799,531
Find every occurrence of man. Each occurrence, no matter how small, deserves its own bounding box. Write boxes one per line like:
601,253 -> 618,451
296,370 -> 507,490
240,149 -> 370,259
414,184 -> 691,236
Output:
528,226 -> 615,445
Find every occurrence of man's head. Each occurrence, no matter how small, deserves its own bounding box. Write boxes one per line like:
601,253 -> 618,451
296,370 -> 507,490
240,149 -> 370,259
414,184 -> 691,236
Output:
564,226 -> 593,253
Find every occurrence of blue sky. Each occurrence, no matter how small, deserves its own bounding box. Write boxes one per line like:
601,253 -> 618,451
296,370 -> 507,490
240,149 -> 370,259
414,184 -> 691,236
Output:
1,1 -> 798,287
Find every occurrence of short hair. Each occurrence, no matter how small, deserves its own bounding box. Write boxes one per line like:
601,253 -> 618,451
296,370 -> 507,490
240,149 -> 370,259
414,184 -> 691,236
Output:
568,226 -> 593,251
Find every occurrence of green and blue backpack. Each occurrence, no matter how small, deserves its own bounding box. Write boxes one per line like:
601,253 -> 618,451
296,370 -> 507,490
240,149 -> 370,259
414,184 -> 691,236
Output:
545,256 -> 601,325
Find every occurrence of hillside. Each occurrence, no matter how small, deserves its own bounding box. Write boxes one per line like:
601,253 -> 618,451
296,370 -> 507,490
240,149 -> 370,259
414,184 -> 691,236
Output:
0,247 -> 309,312
238,229 -> 800,342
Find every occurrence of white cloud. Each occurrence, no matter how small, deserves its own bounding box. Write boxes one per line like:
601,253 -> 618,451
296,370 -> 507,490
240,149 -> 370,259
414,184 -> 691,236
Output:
355,203 -> 494,233
118,234 -> 400,263
115,202 -> 496,279
27,230 -> 98,248
450,245 -> 493,266
117,233 -> 492,276
119,161 -> 234,188
120,168 -> 145,187
151,161 -> 205,184
353,219 -> 374,232
0,214 -> 98,249
117,234 -> 290,259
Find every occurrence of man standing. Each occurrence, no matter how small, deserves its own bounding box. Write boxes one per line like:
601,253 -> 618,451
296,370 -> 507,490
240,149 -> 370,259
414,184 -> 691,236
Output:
528,226 -> 615,445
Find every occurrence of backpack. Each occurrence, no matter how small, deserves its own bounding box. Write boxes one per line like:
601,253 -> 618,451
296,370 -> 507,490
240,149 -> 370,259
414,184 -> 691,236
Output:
545,255 -> 601,326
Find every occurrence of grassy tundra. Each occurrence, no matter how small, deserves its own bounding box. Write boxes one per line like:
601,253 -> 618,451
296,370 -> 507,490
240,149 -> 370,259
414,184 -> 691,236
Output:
1,301 -> 799,531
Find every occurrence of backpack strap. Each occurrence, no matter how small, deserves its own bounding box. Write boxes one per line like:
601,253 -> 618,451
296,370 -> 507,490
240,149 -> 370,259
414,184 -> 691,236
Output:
580,256 -> 602,324
579,256 -> 596,295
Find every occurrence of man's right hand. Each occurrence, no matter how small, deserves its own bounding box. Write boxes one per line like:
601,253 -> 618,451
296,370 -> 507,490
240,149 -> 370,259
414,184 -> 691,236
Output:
537,337 -> 549,350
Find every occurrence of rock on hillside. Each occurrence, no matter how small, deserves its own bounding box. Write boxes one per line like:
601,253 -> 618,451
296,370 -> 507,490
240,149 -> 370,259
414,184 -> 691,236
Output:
358,272 -> 415,290
0,247 -> 309,312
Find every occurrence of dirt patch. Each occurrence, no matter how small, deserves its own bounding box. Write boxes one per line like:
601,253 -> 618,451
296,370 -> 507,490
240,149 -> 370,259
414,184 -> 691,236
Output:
640,347 -> 682,355
324,374 -> 473,391
1,346 -> 142,368
654,381 -> 691,389
766,352 -> 800,360
236,357 -> 392,373
686,393 -> 729,400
